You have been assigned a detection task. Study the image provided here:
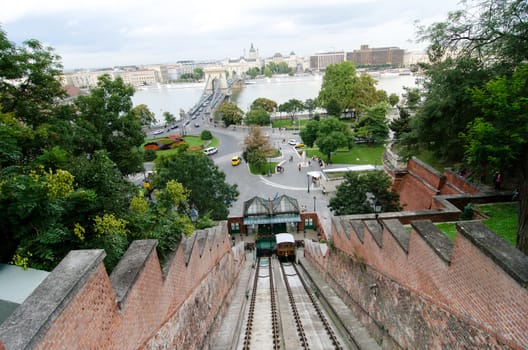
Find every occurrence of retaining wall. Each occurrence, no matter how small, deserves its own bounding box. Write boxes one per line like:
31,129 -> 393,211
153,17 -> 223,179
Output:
0,223 -> 245,350
304,218 -> 528,349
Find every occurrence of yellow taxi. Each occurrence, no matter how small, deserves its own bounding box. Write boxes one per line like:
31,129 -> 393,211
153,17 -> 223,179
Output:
231,156 -> 242,166
294,143 -> 305,148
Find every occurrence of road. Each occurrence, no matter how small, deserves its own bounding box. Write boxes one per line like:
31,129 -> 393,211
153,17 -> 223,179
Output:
135,119 -> 335,236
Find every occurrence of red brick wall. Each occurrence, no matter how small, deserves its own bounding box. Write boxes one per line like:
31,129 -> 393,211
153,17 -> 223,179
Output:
309,218 -> 528,349
35,264 -> 118,349
5,228 -> 243,350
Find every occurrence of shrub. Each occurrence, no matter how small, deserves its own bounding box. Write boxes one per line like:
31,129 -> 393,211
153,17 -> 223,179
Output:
144,149 -> 156,161
201,130 -> 212,140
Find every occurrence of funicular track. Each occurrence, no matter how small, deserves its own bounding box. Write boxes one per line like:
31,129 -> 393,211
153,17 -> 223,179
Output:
280,262 -> 343,350
242,257 -> 280,349
240,257 -> 344,350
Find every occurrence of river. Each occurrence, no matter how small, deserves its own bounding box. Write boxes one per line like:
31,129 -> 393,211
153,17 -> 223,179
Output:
132,73 -> 418,123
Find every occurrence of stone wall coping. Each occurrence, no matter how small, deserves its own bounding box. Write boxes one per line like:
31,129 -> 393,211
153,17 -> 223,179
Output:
384,219 -> 410,254
0,250 -> 106,350
457,221 -> 528,287
364,220 -> 383,247
411,220 -> 453,264
183,233 -> 198,266
109,240 -> 158,307
349,219 -> 365,243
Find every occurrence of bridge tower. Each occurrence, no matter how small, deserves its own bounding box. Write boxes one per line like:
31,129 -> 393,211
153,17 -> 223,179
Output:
203,66 -> 228,93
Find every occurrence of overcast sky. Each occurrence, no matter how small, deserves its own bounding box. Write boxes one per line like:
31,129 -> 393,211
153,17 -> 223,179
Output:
1,0 -> 463,70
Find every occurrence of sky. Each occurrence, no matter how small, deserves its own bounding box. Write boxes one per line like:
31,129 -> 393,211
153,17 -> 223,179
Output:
1,0 -> 463,70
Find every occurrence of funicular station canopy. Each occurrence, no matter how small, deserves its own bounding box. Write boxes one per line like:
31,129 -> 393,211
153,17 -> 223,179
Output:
242,195 -> 300,254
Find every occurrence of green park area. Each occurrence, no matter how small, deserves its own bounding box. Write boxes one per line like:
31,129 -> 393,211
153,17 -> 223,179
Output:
143,135 -> 219,157
435,202 -> 518,245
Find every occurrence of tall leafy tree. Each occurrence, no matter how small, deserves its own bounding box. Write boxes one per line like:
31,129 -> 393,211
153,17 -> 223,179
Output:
354,102 -> 390,144
242,127 -> 274,168
318,61 -> 381,116
278,99 -> 304,123
250,97 -> 277,113
131,104 -> 156,126
245,109 -> 270,126
415,0 -> 528,254
74,75 -> 145,175
215,102 -> 244,126
329,171 -> 401,216
154,151 -> 239,220
0,29 -> 66,129
314,117 -> 353,162
462,65 -> 528,252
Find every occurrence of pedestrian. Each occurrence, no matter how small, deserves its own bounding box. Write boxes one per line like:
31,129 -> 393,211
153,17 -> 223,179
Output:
308,160 -> 311,166
298,163 -> 301,172
495,172 -> 503,190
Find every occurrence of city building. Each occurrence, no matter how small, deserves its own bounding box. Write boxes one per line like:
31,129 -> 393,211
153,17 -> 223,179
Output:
346,45 -> 404,67
264,52 -> 308,73
223,43 -> 263,77
309,51 -> 345,71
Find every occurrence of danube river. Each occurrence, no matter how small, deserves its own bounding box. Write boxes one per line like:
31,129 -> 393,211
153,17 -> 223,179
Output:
132,73 -> 418,123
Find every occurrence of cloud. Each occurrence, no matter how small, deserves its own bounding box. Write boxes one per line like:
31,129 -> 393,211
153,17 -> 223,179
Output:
1,0 -> 463,69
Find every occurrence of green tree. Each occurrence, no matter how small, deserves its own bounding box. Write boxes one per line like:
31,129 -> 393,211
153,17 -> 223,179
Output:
329,171 -> 401,215
245,109 -> 270,126
314,117 -> 353,162
299,120 -> 320,148
304,99 -> 317,118
263,66 -> 273,78
388,93 -> 399,107
402,57 -> 490,161
278,99 -> 304,124
354,102 -> 390,144
462,65 -> 528,253
163,111 -> 176,126
415,0 -> 528,253
215,102 -> 244,127
0,30 -> 66,129
193,67 -> 204,80
250,98 -> 277,113
389,107 -> 412,140
318,62 -> 381,116
247,67 -> 260,79
154,151 -> 239,220
242,127 -> 274,169
74,75 -> 146,175
131,104 -> 156,126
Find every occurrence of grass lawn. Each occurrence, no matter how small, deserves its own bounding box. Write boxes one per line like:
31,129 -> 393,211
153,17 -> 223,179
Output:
304,144 -> 385,165
249,161 -> 278,175
144,136 -> 218,157
272,119 -> 307,130
435,202 -> 518,246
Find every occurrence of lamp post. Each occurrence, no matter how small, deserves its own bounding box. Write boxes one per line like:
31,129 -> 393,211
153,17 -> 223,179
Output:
307,174 -> 310,193
313,196 -> 316,212
373,200 -> 382,229
189,208 -> 198,226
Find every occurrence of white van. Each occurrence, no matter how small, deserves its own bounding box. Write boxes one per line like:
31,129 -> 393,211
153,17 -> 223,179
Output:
203,147 -> 218,155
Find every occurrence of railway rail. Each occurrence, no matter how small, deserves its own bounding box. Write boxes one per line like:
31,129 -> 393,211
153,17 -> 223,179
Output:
239,257 -> 345,349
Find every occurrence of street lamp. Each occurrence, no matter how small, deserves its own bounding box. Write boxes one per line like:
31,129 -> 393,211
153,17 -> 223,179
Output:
313,196 -> 316,212
373,200 -> 382,229
307,174 -> 310,193
189,208 -> 198,226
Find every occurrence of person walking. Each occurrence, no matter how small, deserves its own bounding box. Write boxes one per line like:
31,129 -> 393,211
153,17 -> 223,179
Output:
298,163 -> 301,172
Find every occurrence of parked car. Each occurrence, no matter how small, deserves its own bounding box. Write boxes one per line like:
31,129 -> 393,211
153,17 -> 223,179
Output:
231,156 -> 241,166
288,139 -> 297,146
203,147 -> 218,155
